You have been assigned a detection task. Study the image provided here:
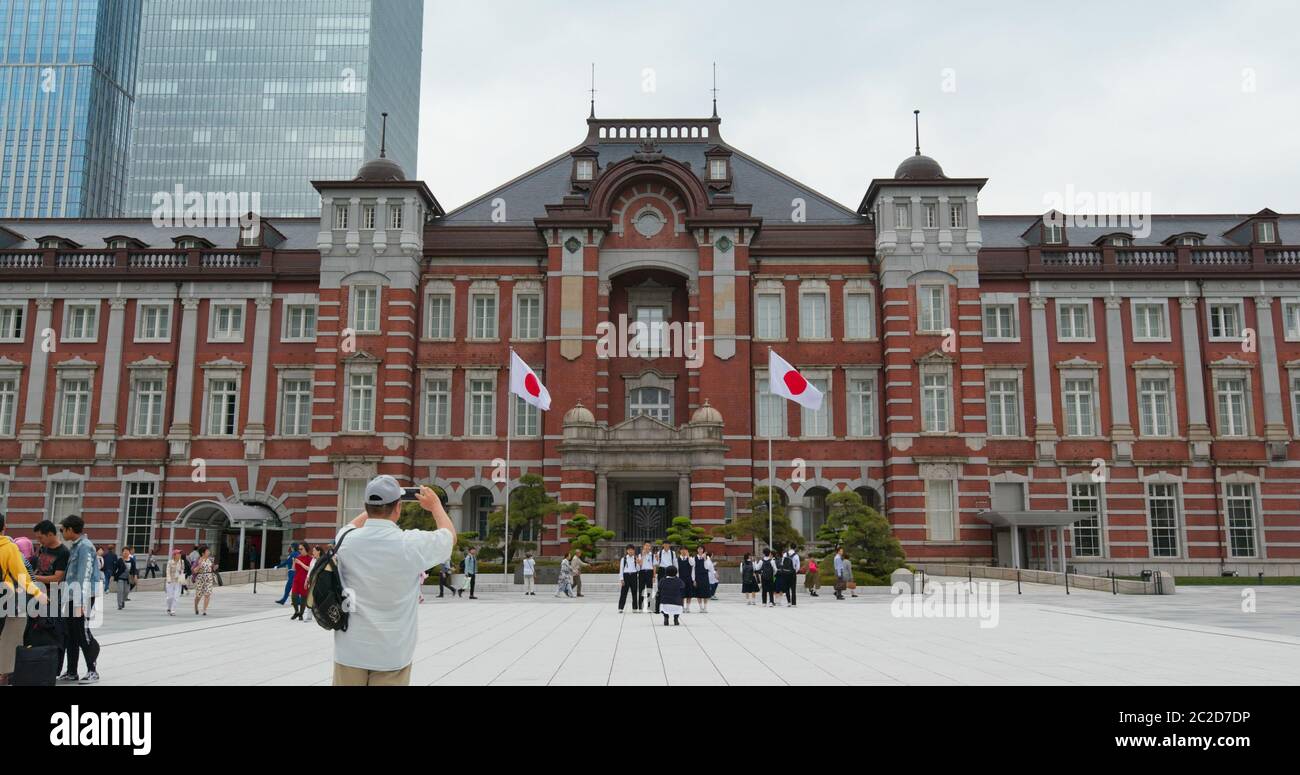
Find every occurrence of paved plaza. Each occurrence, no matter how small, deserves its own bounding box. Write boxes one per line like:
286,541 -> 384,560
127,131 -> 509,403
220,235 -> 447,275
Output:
65,579 -> 1300,686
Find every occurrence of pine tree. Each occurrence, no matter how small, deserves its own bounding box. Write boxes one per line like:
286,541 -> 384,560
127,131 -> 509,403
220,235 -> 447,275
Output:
563,514 -> 614,559
665,515 -> 709,550
814,490 -> 906,581
486,473 -> 579,563
718,485 -> 803,551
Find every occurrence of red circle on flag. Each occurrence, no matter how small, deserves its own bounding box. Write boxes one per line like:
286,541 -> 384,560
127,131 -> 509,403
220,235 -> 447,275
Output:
524,373 -> 541,397
783,370 -> 808,395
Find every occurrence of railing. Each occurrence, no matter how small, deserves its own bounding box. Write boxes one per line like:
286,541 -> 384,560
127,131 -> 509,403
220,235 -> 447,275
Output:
201,252 -> 260,268
129,252 -> 188,268
56,252 -> 114,268
1267,248 -> 1300,265
590,117 -> 718,142
1190,247 -> 1250,265
0,252 -> 42,268
1041,248 -> 1101,267
1115,248 -> 1175,266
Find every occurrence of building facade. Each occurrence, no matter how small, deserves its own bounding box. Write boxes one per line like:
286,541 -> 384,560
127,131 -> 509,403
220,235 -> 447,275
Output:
1,113 -> 1298,576
125,0 -> 422,218
0,0 -> 142,218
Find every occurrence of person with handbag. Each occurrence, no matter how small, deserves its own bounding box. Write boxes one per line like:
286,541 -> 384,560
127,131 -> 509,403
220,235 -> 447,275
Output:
192,546 -> 217,615
0,515 -> 48,686
460,547 -> 479,599
114,548 -> 135,610
164,549 -> 185,616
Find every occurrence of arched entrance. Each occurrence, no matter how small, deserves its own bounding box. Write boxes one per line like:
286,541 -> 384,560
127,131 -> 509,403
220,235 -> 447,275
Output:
170,500 -> 287,572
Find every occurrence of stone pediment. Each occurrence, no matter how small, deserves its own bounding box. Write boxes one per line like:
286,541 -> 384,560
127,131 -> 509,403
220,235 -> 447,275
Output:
608,413 -> 678,439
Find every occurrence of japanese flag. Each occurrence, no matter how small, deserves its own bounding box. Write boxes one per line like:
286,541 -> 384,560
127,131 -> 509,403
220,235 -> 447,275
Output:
768,350 -> 823,411
509,350 -> 551,411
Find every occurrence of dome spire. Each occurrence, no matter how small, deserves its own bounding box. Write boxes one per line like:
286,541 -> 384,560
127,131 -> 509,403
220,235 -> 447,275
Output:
913,109 -> 921,156
379,112 -> 388,159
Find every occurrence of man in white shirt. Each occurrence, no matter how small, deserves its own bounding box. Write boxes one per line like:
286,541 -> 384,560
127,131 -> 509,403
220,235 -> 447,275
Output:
783,546 -> 801,607
332,476 -> 455,686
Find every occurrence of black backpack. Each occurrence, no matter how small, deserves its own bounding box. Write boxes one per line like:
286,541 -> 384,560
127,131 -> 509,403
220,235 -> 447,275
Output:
760,559 -> 775,582
307,528 -> 355,632
781,554 -> 795,574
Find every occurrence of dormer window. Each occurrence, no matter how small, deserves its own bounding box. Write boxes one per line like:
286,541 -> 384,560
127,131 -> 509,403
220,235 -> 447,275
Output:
709,158 -> 728,180
108,239 -> 130,250
1108,235 -> 1132,247
1179,235 -> 1203,246
1044,223 -> 1064,245
575,159 -> 594,181
1257,221 -> 1277,244
40,238 -> 64,249
177,238 -> 203,250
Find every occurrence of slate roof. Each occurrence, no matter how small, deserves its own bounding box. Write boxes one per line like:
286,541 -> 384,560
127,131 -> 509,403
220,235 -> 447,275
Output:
440,133 -> 864,227
979,214 -> 1300,249
0,217 -> 321,250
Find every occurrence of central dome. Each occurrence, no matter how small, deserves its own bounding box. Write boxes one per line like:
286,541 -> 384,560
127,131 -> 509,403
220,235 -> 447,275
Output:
894,153 -> 945,180
354,156 -> 406,183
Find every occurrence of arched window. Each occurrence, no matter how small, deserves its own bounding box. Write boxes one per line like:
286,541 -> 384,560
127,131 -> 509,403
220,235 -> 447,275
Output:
628,386 -> 672,423
804,487 -> 830,539
464,486 -> 494,538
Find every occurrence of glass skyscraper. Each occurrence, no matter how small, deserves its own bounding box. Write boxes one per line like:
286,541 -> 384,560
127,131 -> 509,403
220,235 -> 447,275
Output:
126,0 -> 422,218
0,0 -> 142,218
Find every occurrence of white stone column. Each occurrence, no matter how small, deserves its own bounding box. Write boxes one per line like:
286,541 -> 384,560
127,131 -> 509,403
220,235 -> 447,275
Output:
243,296 -> 273,459
1254,296 -> 1290,453
677,473 -> 691,520
596,472 -> 608,529
1179,297 -> 1211,460
92,297 -> 128,460
1104,296 -> 1134,461
167,297 -> 202,460
1029,295 -> 1057,461
19,298 -> 55,459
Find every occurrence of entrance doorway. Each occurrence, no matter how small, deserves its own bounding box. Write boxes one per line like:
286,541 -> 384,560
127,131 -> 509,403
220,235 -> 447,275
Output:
625,491 -> 672,543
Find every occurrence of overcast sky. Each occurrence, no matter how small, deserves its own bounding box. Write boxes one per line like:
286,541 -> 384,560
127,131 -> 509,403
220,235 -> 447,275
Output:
417,0 -> 1299,216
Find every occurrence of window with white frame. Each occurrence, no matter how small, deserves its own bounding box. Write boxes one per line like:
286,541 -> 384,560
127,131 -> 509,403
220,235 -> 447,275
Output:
0,304 -> 25,341
361,204 -> 376,230
798,284 -> 829,340
628,386 -> 672,424
894,201 -> 910,229
136,303 -> 171,342
425,285 -> 454,339
123,481 -> 157,553
925,480 -> 955,541
64,303 -> 99,342
0,375 -> 17,435
847,376 -> 876,437
333,204 -> 349,230
983,304 -> 1017,340
388,205 -> 403,230
918,285 -> 947,333
346,371 -> 375,433
755,290 -> 783,340
986,376 -> 1021,437
1056,301 -> 1092,340
1257,221 -> 1277,244
921,369 -> 950,432
923,202 -> 938,228
470,291 -> 498,340
57,375 -> 92,436
756,377 -> 786,438
467,376 -> 496,437
131,376 -> 166,436
1292,374 -> 1300,436
210,302 -> 244,341
1062,376 -> 1097,436
1214,375 -> 1250,437
513,393 -> 541,437
422,376 -> 451,436
1283,301 -> 1300,341
340,478 -> 366,524
800,376 -> 831,437
284,304 -> 317,341
49,480 -> 82,524
279,376 -> 312,436
844,288 -> 873,340
1225,483 -> 1258,557
350,286 -> 379,333
1131,301 -> 1168,341
206,377 -> 239,436
1044,223 -> 1064,244
514,289 -> 542,340
1070,482 -> 1102,557
709,158 -> 728,180
1207,301 -> 1243,340
633,305 -> 668,356
1147,483 -> 1180,558
948,202 -> 964,228
1137,376 -> 1173,437
575,159 -> 594,181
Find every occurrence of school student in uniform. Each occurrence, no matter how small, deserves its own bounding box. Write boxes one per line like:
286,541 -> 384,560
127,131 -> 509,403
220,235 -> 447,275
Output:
759,548 -> 778,607
657,565 -> 685,626
692,546 -> 713,613
781,546 -> 801,607
706,552 -> 719,598
676,547 -> 694,613
637,541 -> 655,613
617,544 -> 641,612
740,553 -> 760,605
654,541 -> 674,614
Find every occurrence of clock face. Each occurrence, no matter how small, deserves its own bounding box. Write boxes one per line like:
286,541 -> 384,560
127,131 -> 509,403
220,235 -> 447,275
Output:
715,235 -> 733,252
565,237 -> 582,254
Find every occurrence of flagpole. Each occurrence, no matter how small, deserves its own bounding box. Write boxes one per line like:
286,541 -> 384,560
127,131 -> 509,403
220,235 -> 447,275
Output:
504,348 -> 513,584
767,347 -> 774,550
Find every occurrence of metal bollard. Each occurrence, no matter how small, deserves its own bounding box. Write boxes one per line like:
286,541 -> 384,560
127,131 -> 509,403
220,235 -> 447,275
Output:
1016,569 -> 1021,595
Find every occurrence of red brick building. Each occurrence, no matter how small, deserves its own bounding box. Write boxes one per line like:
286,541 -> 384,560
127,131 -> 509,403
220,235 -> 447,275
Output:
1,114 -> 1298,576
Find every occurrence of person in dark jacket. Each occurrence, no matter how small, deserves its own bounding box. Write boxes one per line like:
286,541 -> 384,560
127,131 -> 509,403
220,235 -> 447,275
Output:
101,545 -> 117,595
275,544 -> 301,605
114,548 -> 135,610
657,565 -> 685,626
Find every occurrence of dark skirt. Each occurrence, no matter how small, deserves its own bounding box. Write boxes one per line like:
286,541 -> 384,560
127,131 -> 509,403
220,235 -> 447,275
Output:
741,567 -> 759,593
693,563 -> 710,591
